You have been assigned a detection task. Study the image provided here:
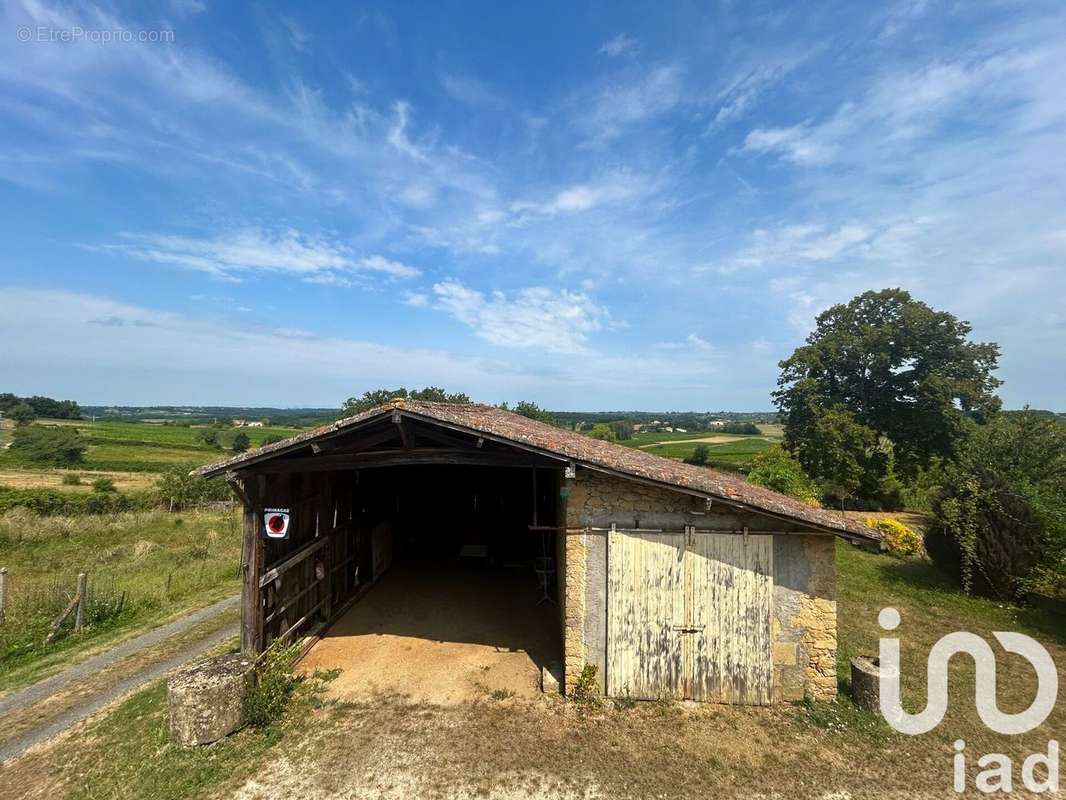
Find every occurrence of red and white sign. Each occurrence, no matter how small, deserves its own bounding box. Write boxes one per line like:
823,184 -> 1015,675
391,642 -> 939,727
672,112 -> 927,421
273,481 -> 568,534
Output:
263,508 -> 290,539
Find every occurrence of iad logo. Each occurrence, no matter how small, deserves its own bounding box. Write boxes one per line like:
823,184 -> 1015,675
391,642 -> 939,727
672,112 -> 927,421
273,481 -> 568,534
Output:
877,607 -> 1060,793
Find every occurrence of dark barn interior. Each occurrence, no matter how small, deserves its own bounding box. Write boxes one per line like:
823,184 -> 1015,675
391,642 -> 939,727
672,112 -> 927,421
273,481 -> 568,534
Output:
230,410 -> 567,696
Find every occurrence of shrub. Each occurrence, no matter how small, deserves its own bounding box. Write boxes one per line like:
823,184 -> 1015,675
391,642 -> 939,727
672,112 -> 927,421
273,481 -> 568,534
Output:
10,425 -> 86,465
866,517 -> 924,557
243,642 -> 337,727
156,468 -> 231,511
0,486 -> 157,515
925,412 -> 1066,599
197,429 -> 219,447
61,473 -> 82,486
587,424 -> 617,443
571,664 -> 602,712
231,432 -> 250,453
685,445 -> 710,466
747,446 -> 821,506
91,477 -> 117,493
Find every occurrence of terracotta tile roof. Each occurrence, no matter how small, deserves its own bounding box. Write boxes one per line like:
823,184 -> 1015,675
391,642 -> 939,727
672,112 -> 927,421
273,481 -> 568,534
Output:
197,400 -> 880,542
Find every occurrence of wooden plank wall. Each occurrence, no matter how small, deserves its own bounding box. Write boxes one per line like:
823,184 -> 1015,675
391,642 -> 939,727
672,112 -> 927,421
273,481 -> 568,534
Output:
606,530 -> 685,700
688,533 -> 773,704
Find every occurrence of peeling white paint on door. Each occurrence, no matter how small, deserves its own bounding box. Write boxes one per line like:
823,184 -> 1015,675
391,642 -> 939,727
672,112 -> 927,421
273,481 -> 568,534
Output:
607,530 -> 774,704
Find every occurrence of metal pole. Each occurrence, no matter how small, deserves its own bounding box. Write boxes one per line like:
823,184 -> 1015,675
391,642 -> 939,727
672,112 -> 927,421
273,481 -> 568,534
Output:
75,572 -> 87,632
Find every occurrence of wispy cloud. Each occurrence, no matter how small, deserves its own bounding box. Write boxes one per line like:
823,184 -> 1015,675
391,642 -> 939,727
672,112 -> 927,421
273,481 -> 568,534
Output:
104,229 -> 419,283
599,33 -> 638,58
575,65 -> 684,144
431,280 -> 609,353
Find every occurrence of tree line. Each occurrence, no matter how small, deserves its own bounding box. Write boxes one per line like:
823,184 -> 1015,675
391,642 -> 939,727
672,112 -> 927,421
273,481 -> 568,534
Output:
0,393 -> 81,424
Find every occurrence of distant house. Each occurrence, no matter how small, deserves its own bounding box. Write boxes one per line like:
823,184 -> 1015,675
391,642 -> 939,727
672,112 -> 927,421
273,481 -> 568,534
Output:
675,428 -> 687,433
663,426 -> 674,432
233,419 -> 248,427
245,421 -> 265,428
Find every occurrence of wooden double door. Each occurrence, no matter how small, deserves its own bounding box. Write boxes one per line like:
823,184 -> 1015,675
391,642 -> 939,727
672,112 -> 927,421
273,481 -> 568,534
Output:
606,530 -> 774,704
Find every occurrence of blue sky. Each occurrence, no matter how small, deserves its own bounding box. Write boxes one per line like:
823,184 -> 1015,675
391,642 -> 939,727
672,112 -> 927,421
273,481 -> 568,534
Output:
1,1 -> 1064,410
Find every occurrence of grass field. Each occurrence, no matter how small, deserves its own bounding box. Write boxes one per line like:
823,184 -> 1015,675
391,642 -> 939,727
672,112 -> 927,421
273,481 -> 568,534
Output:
0,508 -> 241,691
5,541 -> 1062,799
0,419 -> 304,478
625,427 -> 779,469
0,469 -> 156,492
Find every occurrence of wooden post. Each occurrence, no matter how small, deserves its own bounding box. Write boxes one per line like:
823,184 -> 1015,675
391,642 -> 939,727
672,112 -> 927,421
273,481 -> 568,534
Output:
0,567 -> 8,624
74,572 -> 87,632
239,475 -> 266,655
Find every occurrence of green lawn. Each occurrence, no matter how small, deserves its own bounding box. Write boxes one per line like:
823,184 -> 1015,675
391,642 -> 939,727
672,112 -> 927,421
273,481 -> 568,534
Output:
0,508 -> 242,691
640,437 -> 774,463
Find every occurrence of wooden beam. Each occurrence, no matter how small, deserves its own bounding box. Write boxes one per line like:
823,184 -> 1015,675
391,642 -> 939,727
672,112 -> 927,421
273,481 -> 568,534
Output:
259,536 -> 329,587
311,424 -> 399,454
245,448 -> 563,474
410,425 -> 478,449
393,410 -> 413,450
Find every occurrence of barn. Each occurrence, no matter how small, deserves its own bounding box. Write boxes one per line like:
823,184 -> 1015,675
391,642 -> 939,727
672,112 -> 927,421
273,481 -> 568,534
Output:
196,400 -> 879,704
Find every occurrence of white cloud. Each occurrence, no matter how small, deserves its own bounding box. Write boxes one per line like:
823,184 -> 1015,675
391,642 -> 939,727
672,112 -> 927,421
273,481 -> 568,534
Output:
403,292 -> 429,307
431,280 -> 609,353
734,224 -> 871,268
576,65 -> 684,144
656,333 -> 716,354
510,172 -> 654,216
106,229 -> 419,283
742,123 -> 833,165
0,287 -> 515,405
599,34 -> 638,58
440,72 -> 503,107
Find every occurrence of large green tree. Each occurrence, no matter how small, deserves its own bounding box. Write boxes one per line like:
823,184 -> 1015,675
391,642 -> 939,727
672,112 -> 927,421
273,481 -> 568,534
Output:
774,289 -> 1001,495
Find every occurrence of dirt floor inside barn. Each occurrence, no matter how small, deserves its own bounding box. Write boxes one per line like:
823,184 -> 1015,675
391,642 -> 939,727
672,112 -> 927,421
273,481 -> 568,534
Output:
298,561 -> 559,704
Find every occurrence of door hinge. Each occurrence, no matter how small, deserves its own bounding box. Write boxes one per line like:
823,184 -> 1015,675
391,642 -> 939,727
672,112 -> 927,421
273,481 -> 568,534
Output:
672,625 -> 705,634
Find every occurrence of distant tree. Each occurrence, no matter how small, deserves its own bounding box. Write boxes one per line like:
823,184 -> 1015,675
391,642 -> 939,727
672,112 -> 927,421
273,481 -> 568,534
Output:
588,424 -> 617,443
8,402 -> 36,425
91,477 -> 117,493
10,425 -> 86,465
341,387 -> 470,416
775,289 -> 1000,498
232,432 -> 251,453
609,420 -> 634,441
717,421 -> 760,436
511,401 -> 556,425
685,445 -> 710,466
259,417 -> 272,426
20,395 -> 81,419
197,429 -> 219,447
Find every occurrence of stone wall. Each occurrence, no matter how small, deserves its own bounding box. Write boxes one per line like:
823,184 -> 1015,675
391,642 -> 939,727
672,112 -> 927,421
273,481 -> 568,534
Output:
561,467 -> 838,702
771,535 -> 838,701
